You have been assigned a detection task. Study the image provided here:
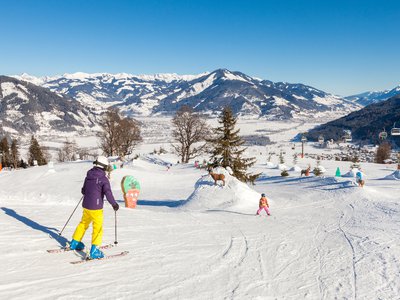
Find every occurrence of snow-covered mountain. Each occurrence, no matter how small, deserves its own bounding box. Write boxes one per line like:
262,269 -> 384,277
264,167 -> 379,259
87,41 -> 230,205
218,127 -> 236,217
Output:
14,69 -> 360,119
345,85 -> 400,106
0,76 -> 98,135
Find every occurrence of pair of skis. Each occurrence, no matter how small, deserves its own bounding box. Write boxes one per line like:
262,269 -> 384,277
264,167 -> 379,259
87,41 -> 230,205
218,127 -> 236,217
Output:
47,243 -> 128,264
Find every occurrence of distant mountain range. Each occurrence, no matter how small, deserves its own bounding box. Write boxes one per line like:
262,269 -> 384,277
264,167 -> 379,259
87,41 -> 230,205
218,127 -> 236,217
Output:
14,69 -> 359,118
307,94 -> 400,144
346,85 -> 400,106
0,75 -> 98,135
1,69 -> 362,135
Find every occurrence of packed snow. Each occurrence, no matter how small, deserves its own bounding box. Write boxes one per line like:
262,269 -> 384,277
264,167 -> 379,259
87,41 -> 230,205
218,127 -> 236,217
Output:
1,118 -> 400,299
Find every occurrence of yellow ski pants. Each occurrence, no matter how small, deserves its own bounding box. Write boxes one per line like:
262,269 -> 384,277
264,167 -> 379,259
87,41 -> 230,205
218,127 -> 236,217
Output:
72,208 -> 103,246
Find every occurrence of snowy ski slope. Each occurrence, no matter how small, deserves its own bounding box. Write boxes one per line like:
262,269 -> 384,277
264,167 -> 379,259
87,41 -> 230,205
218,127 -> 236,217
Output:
1,120 -> 400,299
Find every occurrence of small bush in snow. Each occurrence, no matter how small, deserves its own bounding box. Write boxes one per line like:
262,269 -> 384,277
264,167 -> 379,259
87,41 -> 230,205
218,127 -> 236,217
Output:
281,170 -> 289,177
159,147 -> 167,154
313,167 -> 323,176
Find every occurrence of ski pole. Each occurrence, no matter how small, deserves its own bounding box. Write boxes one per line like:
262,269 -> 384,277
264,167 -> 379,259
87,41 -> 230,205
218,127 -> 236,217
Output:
59,196 -> 83,236
114,210 -> 118,245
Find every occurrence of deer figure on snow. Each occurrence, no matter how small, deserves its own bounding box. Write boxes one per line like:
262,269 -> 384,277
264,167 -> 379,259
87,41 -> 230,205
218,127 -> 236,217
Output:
208,167 -> 226,186
301,165 -> 311,177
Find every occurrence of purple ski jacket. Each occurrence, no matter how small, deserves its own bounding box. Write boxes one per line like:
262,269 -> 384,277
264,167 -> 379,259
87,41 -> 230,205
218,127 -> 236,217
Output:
81,167 -> 117,210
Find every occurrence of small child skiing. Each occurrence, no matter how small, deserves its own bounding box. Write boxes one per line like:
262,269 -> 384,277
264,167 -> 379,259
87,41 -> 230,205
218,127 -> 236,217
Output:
69,156 -> 119,259
256,193 -> 271,216
356,169 -> 365,187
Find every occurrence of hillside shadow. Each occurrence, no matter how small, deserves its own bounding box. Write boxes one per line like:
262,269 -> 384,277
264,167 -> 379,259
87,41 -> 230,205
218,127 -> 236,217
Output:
1,207 -> 68,247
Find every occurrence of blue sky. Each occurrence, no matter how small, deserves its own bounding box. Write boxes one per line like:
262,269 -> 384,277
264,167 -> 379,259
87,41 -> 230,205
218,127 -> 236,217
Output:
1,0 -> 399,95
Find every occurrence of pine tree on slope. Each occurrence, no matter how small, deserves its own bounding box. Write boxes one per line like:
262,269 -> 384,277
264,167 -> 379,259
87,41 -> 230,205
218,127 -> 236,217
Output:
10,139 -> 20,169
0,137 -> 11,167
209,107 -> 260,184
28,135 -> 47,166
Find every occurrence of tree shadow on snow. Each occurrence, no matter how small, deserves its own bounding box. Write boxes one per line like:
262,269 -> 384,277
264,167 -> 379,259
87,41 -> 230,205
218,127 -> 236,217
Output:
305,181 -> 356,190
257,176 -> 320,184
1,207 -> 69,247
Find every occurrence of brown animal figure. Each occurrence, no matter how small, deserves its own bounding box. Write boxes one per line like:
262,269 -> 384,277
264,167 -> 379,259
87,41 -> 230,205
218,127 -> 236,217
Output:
301,166 -> 310,177
357,179 -> 365,188
209,170 -> 225,186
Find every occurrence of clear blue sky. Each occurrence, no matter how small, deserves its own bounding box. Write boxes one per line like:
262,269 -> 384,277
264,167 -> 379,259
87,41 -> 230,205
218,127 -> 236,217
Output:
1,0 -> 399,95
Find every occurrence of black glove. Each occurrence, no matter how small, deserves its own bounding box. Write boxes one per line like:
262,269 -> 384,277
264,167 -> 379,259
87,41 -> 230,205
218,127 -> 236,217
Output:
113,203 -> 119,211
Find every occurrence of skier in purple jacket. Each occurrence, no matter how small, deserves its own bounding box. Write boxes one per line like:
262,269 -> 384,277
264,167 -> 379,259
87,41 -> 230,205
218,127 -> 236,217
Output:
69,156 -> 119,259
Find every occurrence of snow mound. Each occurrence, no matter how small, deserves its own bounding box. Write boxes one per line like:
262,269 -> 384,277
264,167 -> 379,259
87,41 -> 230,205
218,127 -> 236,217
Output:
384,170 -> 400,180
183,172 -> 263,212
342,168 -> 359,178
315,176 -> 357,188
266,162 -> 276,168
290,165 -> 302,172
277,164 -> 288,171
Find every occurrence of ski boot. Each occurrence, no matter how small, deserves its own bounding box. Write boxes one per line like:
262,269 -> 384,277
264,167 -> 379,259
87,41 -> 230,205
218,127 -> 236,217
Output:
69,239 -> 85,251
90,245 -> 104,259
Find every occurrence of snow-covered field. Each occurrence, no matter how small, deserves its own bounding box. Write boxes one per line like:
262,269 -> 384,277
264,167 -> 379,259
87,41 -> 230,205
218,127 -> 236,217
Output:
1,118 -> 400,299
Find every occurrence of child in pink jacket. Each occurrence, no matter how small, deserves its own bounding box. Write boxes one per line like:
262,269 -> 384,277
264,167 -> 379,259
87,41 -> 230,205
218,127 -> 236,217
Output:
256,193 -> 270,216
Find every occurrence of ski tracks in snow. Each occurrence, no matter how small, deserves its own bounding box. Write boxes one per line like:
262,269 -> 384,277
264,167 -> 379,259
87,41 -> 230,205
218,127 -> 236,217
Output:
151,213 -> 251,299
338,202 -> 358,299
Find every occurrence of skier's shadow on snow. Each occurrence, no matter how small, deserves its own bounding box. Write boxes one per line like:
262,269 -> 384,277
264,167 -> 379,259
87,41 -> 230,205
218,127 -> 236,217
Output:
1,207 -> 69,246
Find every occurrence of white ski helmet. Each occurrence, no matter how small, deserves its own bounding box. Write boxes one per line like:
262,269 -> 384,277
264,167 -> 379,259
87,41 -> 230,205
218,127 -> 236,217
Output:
94,156 -> 109,169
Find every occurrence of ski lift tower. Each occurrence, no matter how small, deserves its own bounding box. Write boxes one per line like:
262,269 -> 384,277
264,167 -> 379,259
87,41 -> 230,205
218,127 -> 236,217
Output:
301,134 -> 307,158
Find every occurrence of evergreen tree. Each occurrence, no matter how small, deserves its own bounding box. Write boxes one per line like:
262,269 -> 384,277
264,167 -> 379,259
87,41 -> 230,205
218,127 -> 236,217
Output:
209,107 -> 260,183
0,137 -> 11,167
313,156 -> 323,176
10,139 -> 20,169
28,135 -> 47,166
